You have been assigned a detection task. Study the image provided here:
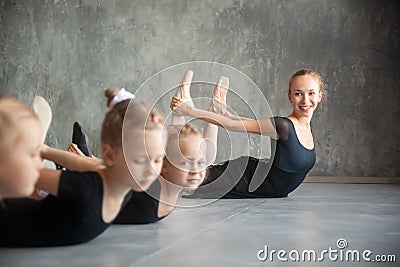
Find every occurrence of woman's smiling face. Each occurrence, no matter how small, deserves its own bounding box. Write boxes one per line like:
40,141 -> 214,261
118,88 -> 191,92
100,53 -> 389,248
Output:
288,74 -> 322,118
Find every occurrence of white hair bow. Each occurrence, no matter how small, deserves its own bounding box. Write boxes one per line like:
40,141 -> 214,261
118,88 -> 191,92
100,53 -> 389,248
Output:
109,88 -> 135,108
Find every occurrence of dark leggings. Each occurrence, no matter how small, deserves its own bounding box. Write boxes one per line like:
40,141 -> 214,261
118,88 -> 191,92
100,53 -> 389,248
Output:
190,156 -> 283,199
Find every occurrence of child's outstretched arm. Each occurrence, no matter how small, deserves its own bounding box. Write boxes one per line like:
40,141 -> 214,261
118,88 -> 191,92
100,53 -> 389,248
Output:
41,144 -> 105,172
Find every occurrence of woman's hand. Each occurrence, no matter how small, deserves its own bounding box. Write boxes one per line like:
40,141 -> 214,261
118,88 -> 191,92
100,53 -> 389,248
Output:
170,96 -> 191,116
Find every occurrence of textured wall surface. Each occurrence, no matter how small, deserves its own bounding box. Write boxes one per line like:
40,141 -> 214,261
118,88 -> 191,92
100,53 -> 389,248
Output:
1,0 -> 399,177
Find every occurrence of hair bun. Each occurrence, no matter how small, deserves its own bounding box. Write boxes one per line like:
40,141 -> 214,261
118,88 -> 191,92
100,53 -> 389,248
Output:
104,88 -> 119,108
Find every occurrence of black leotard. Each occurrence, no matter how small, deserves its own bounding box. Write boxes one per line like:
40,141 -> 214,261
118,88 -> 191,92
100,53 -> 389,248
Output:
0,171 -> 131,247
190,117 -> 316,198
113,179 -> 168,224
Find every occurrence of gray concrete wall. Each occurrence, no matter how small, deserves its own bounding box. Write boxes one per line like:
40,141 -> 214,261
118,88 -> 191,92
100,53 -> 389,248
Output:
1,0 -> 399,177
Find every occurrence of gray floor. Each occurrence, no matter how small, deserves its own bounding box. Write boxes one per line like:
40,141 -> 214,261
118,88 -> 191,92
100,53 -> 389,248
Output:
1,183 -> 399,267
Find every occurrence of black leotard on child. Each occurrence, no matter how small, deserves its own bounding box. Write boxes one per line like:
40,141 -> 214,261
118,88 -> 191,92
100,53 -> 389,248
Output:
0,171 -> 131,247
190,117 -> 316,198
113,179 -> 168,224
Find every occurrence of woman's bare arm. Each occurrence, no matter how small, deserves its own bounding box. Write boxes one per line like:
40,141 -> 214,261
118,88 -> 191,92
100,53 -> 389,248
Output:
171,97 -> 277,138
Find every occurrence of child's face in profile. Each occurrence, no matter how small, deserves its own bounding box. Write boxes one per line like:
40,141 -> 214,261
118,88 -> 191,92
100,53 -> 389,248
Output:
162,136 -> 207,190
0,117 -> 42,198
121,129 -> 165,192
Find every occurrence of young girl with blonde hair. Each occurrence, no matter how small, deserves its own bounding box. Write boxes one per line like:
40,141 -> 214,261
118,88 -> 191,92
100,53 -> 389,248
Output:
0,90 -> 166,247
0,96 -> 43,201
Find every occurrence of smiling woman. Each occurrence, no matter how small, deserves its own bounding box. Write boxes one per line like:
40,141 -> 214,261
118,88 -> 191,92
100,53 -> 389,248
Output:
288,69 -> 326,119
170,69 -> 325,198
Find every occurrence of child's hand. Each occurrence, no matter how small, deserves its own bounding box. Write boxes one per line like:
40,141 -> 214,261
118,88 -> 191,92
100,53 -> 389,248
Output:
67,143 -> 87,158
